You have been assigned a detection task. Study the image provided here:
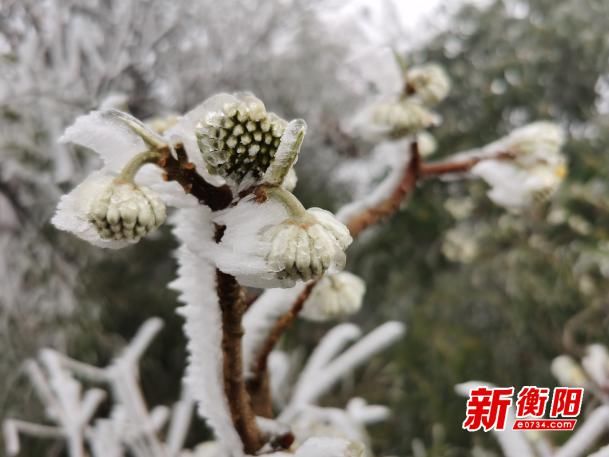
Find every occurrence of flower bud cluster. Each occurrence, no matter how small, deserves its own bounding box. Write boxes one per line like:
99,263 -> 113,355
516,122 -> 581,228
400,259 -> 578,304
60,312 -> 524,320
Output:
196,94 -> 288,183
89,182 -> 166,241
263,208 -> 352,282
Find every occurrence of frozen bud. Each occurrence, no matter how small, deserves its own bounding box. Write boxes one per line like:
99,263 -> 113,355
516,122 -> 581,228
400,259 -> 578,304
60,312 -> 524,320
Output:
372,99 -> 439,138
551,355 -> 587,387
405,63 -> 451,105
301,272 -> 366,322
471,158 -> 567,210
417,131 -> 437,157
196,92 -> 305,187
582,344 -> 609,389
295,437 -> 365,457
89,181 -> 166,241
262,208 -> 352,282
504,121 -> 565,166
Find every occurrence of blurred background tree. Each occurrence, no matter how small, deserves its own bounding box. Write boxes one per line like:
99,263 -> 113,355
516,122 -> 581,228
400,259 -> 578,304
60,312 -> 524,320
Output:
2,0 -> 609,456
327,0 -> 609,455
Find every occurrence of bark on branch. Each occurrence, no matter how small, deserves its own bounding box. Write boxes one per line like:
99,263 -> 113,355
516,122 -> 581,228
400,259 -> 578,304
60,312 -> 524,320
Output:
157,145 -> 233,211
217,268 -> 263,453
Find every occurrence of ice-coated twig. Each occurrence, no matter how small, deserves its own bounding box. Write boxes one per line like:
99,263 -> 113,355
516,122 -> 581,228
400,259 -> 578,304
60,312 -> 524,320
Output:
590,444 -> 609,457
553,405 -> 609,457
455,381 -> 535,457
346,398 -> 391,425
336,139 -> 412,225
3,420 -> 63,456
5,352 -> 106,457
3,318 -> 192,457
166,383 -> 196,457
296,324 -> 362,389
281,321 -> 405,420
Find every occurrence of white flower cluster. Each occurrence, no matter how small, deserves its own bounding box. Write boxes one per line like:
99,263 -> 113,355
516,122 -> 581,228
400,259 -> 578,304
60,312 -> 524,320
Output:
89,182 -> 166,241
52,111 -> 191,249
193,93 -> 306,189
471,121 -> 567,210
371,100 -> 440,138
405,63 -> 451,106
300,272 -> 366,322
347,55 -> 449,141
53,93 -> 349,287
197,94 -> 286,182
263,208 -> 352,282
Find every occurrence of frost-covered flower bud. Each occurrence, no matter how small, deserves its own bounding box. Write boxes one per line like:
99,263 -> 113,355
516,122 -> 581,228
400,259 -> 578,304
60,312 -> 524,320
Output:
295,437 -> 365,457
301,272 -> 366,322
418,131 -> 437,157
89,181 -> 166,241
262,208 -> 352,282
582,344 -> 609,389
372,99 -> 439,138
504,121 -> 565,166
405,63 -> 451,106
551,355 -> 587,387
195,93 -> 305,187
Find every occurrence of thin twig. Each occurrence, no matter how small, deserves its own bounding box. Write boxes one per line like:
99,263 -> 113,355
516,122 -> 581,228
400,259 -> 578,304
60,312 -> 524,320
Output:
419,150 -> 514,178
347,141 -> 421,237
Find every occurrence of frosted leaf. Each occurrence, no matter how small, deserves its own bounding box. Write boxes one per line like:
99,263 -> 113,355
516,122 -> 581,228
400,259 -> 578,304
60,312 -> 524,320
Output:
212,195 -> 294,288
300,272 -> 366,322
262,119 -> 307,186
60,110 -> 161,173
52,171 -> 135,249
135,164 -> 199,208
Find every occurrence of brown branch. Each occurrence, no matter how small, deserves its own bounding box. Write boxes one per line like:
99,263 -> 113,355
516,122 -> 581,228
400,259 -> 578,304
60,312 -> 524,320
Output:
157,145 -> 233,211
347,141 -> 421,238
248,281 -> 317,417
217,268 -> 263,453
419,150 -> 515,178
